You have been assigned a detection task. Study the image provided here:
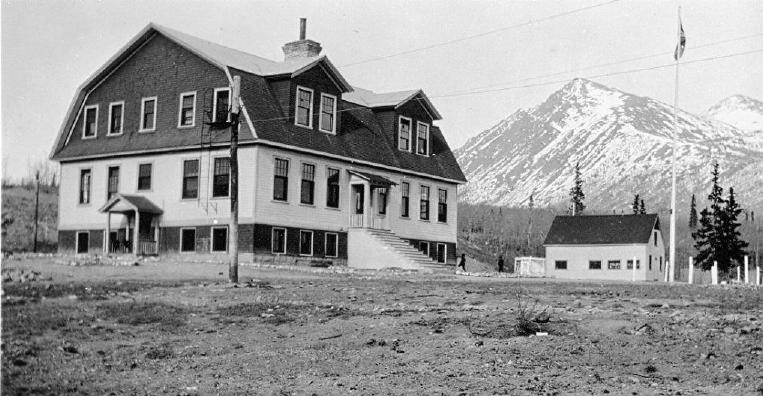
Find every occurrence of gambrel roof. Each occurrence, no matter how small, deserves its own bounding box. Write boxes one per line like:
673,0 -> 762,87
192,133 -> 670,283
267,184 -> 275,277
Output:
50,23 -> 466,184
543,214 -> 661,245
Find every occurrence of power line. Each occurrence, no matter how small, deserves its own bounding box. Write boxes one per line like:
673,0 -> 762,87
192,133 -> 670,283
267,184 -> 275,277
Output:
338,0 -> 622,68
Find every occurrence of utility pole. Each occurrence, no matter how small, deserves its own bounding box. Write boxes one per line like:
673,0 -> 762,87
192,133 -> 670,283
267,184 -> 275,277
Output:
229,76 -> 241,283
33,170 -> 40,253
668,6 -> 683,284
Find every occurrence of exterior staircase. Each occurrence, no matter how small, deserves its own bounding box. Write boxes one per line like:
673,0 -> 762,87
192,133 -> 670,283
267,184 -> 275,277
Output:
347,228 -> 452,273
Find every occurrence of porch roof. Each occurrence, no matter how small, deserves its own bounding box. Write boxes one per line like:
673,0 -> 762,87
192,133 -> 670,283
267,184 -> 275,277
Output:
348,170 -> 398,187
99,194 -> 164,214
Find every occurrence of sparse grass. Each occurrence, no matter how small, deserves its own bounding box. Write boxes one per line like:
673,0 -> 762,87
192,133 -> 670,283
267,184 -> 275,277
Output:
97,301 -> 189,329
515,293 -> 550,336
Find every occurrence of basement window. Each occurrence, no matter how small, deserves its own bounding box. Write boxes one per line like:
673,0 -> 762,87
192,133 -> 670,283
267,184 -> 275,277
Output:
211,226 -> 228,253
272,228 -> 286,254
299,230 -> 313,256
180,228 -> 196,253
325,232 -> 338,257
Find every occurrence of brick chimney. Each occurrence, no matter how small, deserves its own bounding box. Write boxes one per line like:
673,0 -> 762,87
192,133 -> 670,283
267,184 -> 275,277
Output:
282,18 -> 322,61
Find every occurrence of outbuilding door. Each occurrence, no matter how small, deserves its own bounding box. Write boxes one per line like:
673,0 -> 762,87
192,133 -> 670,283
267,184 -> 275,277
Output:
76,232 -> 89,254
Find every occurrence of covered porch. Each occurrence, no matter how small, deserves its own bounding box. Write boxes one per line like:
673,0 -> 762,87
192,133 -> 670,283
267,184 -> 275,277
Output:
99,194 -> 163,256
348,170 -> 397,230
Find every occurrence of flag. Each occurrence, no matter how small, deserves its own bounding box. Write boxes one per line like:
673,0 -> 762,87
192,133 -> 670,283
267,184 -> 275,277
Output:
673,18 -> 686,60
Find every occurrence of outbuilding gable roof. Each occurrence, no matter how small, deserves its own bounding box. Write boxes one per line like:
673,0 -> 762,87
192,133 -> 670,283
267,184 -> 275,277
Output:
543,214 -> 660,245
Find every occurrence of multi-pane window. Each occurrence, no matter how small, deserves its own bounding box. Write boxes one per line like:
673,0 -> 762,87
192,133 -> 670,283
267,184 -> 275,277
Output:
137,163 -> 152,191
180,228 -> 196,252
140,97 -> 157,131
182,160 -> 199,199
213,157 -> 230,197
589,260 -> 602,270
378,188 -> 387,215
299,230 -> 313,256
295,87 -> 313,128
319,94 -> 336,133
416,122 -> 429,155
211,227 -> 228,252
83,105 -> 98,138
272,228 -> 286,254
555,260 -> 567,270
273,158 -> 289,201
108,102 -> 124,135
398,117 -> 411,151
401,182 -> 410,217
626,260 -> 641,270
437,188 -> 448,222
326,168 -> 340,208
608,260 -> 621,270
419,185 -> 430,220
79,169 -> 91,204
107,166 -> 119,200
300,164 -> 315,205
213,88 -> 230,122
178,92 -> 196,127
325,233 -> 338,257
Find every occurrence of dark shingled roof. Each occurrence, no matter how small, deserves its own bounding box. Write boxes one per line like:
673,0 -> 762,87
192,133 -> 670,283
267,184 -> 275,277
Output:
543,214 -> 660,245
99,194 -> 164,214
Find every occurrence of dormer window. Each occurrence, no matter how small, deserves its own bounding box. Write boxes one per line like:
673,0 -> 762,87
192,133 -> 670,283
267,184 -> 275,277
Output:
398,116 -> 412,151
416,122 -> 429,156
213,88 -> 230,122
82,105 -> 98,139
319,93 -> 337,133
295,86 -> 313,128
108,101 -> 124,136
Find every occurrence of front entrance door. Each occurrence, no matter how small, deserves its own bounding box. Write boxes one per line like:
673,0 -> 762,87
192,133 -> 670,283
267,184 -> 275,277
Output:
353,185 -> 364,214
76,232 -> 89,254
437,243 -> 446,263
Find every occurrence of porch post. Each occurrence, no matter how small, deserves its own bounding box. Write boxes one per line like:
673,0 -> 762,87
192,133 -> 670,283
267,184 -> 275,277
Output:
364,182 -> 372,228
134,210 -> 140,257
105,212 -> 111,255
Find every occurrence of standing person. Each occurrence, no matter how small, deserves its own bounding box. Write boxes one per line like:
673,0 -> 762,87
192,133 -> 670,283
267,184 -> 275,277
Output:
458,254 -> 466,271
498,256 -> 504,273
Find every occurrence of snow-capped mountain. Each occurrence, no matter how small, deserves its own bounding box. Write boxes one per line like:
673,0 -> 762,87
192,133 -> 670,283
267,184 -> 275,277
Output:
455,79 -> 763,213
705,95 -> 763,133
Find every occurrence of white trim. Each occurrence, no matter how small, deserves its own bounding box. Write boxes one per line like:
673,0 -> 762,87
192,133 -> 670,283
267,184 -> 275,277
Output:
436,243 -> 447,263
299,229 -> 314,256
139,96 -> 158,132
213,87 -> 231,122
179,227 -> 196,253
398,116 -> 412,152
106,165 -> 120,201
419,241 -> 429,256
325,166 -> 341,208
181,158 -> 200,200
300,161 -> 316,205
82,105 -> 99,139
78,167 -> 93,205
437,187 -> 448,223
107,101 -> 125,136
294,85 -> 314,129
419,184 -> 430,221
271,227 -> 287,254
136,162 -> 153,191
210,226 -> 229,253
416,121 -> 430,157
400,181 -> 410,218
325,232 -> 338,258
318,93 -> 337,134
177,91 -> 197,128
211,155 -> 231,198
75,231 -> 90,254
273,156 -> 290,202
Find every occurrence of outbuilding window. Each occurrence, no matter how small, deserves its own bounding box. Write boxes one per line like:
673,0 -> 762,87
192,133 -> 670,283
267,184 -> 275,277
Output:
607,260 -> 621,270
589,260 -> 602,270
555,260 -> 567,270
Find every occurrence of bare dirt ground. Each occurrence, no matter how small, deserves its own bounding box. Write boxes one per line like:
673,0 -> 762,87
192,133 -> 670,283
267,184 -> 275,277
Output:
2,258 -> 762,395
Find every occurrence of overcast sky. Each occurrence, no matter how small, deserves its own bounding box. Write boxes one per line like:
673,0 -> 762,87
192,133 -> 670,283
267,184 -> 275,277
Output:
2,0 -> 762,180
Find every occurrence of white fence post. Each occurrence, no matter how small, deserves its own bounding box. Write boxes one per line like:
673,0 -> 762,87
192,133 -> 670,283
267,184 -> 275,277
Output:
712,261 -> 718,285
744,256 -> 749,284
737,266 -> 741,283
757,266 -> 761,286
664,260 -> 670,282
688,256 -> 694,284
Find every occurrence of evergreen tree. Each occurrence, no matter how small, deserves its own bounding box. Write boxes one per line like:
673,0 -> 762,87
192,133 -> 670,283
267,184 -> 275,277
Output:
639,199 -> 646,215
693,208 -> 716,270
721,187 -> 748,269
568,162 -> 585,216
689,194 -> 698,229
632,194 -> 640,214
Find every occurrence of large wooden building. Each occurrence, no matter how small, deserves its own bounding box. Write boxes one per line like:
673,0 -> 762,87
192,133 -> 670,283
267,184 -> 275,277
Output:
50,21 -> 466,271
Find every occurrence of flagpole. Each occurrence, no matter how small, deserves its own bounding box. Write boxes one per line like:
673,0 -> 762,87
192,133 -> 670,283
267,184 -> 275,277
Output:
669,5 -> 681,284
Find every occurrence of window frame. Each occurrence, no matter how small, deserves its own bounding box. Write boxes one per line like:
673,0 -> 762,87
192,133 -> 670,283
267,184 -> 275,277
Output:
437,188 -> 448,223
419,185 -> 430,221
398,116 -> 412,152
555,260 -> 568,270
626,259 -> 641,270
589,260 -> 602,270
82,105 -> 99,139
213,87 -> 231,123
325,232 -> 339,258
107,101 -> 125,136
299,230 -> 314,257
181,159 -> 200,200
300,163 -> 316,205
436,243 -> 447,263
416,121 -> 430,156
78,168 -> 92,205
400,181 -> 410,218
318,93 -> 337,134
273,157 -> 289,202
294,85 -> 314,129
212,156 -> 231,198
378,187 -> 387,215
177,91 -> 197,128
106,165 -> 120,201
271,227 -> 287,254
326,167 -> 340,208
139,96 -> 158,132
137,162 -> 153,191
607,260 -> 621,270
179,227 -> 196,253
210,226 -> 229,253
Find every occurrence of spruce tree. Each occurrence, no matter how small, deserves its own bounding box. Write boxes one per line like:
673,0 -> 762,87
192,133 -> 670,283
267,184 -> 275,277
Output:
569,162 -> 585,216
632,194 -> 640,214
639,199 -> 646,215
721,187 -> 748,270
693,207 -> 716,270
689,194 -> 698,229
